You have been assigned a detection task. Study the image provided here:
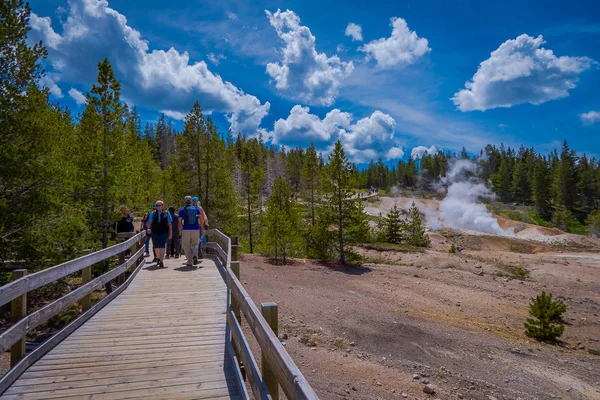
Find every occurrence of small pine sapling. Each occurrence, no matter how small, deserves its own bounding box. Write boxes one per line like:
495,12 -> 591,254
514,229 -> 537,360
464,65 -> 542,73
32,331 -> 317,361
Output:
524,291 -> 567,342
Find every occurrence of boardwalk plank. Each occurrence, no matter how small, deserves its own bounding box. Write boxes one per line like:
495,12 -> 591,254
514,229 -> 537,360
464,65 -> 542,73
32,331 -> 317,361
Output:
4,256 -> 240,399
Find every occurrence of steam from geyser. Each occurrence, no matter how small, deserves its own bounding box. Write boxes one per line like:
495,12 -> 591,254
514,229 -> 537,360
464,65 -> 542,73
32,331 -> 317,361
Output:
430,159 -> 509,236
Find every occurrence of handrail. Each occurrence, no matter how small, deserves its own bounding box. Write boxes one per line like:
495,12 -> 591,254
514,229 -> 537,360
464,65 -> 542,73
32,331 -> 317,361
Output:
0,231 -> 145,308
0,246 -> 145,352
207,229 -> 319,400
0,231 -> 146,394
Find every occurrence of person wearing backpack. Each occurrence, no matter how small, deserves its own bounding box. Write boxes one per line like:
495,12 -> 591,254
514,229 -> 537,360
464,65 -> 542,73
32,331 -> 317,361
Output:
192,196 -> 209,259
179,195 -> 203,266
145,200 -> 172,268
166,206 -> 181,259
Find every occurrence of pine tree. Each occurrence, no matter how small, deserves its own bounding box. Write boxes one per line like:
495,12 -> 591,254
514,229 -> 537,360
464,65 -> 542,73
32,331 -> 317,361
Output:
301,142 -> 321,226
553,140 -> 578,211
524,291 -> 566,342
586,210 -> 600,237
404,202 -> 430,247
553,205 -> 571,232
263,177 -> 302,263
385,204 -> 403,244
79,59 -> 126,252
315,141 -> 369,264
532,157 -> 552,219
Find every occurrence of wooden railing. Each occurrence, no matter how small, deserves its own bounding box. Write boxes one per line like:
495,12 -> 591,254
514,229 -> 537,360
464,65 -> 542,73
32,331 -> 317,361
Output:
206,229 -> 319,400
0,231 -> 147,394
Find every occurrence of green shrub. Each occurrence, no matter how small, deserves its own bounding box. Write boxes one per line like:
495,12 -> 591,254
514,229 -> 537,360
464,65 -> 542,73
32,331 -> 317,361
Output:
524,291 -> 566,342
449,243 -> 457,253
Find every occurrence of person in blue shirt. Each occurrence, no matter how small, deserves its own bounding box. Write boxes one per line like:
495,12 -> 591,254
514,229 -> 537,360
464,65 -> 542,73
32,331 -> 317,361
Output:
146,200 -> 172,268
178,195 -> 204,266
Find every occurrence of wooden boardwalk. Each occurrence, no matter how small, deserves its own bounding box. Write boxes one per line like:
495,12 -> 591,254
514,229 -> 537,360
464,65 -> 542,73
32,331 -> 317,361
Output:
2,255 -> 240,400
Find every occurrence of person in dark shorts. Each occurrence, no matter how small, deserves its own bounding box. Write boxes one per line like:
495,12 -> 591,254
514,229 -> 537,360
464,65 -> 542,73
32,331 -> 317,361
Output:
146,200 -> 172,268
166,206 -> 181,258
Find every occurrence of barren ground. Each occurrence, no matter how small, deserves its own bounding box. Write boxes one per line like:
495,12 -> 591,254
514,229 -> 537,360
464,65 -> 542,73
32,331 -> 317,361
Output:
239,233 -> 600,400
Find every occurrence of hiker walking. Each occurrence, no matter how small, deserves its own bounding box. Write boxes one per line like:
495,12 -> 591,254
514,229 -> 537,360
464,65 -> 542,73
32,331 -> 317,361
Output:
146,200 -> 172,268
192,196 -> 209,259
166,206 -> 181,259
116,206 -> 134,233
179,196 -> 203,266
141,212 -> 151,256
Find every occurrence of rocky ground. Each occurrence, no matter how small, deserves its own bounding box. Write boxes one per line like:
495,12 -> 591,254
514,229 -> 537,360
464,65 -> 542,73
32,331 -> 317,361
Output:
238,234 -> 600,400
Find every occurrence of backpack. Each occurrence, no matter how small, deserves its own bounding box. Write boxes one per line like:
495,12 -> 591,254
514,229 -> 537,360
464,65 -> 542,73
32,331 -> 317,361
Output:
183,206 -> 198,226
151,211 -> 169,235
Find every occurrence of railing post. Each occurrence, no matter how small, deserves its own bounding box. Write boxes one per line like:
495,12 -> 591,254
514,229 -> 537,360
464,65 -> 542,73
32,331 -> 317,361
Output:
79,249 -> 93,311
117,249 -> 126,286
10,269 -> 27,367
261,302 -> 279,400
230,236 -> 241,325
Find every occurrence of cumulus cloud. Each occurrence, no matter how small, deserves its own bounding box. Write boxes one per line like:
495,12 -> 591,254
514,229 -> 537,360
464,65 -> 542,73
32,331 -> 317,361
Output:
452,34 -> 595,112
272,105 -> 352,145
345,22 -> 363,41
226,11 -> 238,20
29,14 -> 62,49
580,111 -> 600,124
411,145 -> 437,159
265,9 -> 354,106
68,88 -> 87,104
271,106 -> 402,162
161,110 -> 186,120
30,0 -> 269,134
359,17 -> 430,68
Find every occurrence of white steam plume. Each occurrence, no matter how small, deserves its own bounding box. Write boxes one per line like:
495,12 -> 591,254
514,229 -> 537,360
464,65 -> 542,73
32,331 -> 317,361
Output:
436,159 -> 508,235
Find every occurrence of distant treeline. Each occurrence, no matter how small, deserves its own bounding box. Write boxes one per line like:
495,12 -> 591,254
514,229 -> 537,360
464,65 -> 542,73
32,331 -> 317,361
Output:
355,143 -> 599,228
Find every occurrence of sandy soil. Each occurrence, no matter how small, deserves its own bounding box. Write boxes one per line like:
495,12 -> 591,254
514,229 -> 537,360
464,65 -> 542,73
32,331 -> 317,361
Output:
239,239 -> 600,400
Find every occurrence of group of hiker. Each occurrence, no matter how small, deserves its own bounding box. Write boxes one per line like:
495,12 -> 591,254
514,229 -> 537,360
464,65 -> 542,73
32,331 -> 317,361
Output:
140,196 -> 208,269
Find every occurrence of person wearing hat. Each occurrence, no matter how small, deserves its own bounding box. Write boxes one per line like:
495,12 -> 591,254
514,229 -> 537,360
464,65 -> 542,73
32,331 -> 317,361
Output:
178,196 -> 204,266
146,200 -> 172,268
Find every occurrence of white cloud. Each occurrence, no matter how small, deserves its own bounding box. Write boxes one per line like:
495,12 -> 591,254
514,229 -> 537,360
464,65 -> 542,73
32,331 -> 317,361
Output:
161,110 -> 187,120
29,14 -> 62,49
68,88 -> 87,104
345,22 -> 363,41
580,111 -> 600,124
265,9 -> 354,106
340,111 -> 401,162
226,11 -> 238,20
452,34 -> 595,112
39,75 -> 63,98
272,105 -> 352,145
411,145 -> 437,159
272,105 -> 401,162
359,17 -> 430,68
29,0 -> 269,134
207,53 -> 226,66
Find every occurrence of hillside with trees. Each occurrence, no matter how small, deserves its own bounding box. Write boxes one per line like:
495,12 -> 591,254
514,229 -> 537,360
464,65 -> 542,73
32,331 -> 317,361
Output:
2,0 -> 600,284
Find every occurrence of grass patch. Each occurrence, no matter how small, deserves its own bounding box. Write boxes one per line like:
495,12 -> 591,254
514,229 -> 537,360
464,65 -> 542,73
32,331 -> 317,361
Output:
361,257 -> 405,266
508,243 -> 536,254
360,242 -> 426,253
334,337 -> 345,349
299,333 -> 322,347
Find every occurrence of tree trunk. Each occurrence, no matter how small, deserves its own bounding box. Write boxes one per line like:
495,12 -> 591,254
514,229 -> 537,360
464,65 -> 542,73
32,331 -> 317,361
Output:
338,188 -> 344,264
247,166 -> 253,254
102,115 -> 112,294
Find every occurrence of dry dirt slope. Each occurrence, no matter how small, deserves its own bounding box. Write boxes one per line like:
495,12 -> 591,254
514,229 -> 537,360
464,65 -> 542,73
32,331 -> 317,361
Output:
240,249 -> 600,400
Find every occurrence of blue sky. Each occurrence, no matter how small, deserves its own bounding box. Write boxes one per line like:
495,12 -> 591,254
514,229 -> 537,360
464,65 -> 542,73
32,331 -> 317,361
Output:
29,0 -> 600,161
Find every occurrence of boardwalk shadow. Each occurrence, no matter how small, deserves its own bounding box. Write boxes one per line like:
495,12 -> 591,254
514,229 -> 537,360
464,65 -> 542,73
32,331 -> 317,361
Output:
142,263 -> 162,271
174,265 -> 202,272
